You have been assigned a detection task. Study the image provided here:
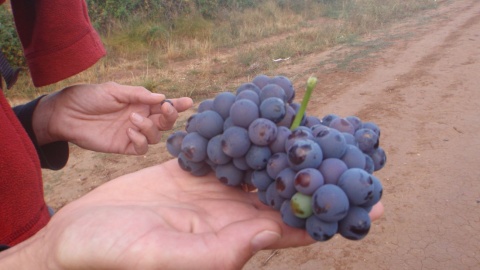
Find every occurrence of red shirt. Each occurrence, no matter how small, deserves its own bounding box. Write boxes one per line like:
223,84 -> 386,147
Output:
0,0 -> 106,245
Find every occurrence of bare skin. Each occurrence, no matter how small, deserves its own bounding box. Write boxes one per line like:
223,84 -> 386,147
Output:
32,81 -> 193,155
0,159 -> 383,270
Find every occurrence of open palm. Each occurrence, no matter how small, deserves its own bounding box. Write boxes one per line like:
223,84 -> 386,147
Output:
35,159 -> 382,270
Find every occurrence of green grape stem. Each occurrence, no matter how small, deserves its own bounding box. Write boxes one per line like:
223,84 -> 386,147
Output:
290,76 -> 318,130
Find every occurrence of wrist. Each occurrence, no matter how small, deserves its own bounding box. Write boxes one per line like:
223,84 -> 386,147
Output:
0,231 -> 53,269
32,93 -> 61,145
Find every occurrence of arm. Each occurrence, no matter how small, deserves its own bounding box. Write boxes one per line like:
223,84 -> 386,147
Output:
0,159 -> 384,269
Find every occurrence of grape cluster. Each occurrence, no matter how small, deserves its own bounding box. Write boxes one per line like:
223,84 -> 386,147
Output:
166,74 -> 386,242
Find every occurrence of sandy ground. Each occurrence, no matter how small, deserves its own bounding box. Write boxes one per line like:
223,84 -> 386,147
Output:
43,0 -> 480,269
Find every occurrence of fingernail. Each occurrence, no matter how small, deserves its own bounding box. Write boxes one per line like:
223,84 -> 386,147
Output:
165,102 -> 174,114
251,231 -> 281,254
131,113 -> 144,123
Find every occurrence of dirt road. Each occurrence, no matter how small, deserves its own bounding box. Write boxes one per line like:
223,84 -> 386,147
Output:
245,0 -> 480,269
43,0 -> 480,269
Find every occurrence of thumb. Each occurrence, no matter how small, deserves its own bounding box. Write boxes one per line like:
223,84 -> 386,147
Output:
215,218 -> 282,268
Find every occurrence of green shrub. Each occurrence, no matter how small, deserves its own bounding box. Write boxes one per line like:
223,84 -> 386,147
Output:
86,0 -> 193,33
0,6 -> 26,67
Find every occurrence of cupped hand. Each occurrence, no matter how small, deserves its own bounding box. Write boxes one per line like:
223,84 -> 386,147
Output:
24,159 -> 383,270
33,82 -> 193,154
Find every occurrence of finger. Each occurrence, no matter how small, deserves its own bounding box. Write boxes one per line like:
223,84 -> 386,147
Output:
171,97 -> 194,112
130,112 -> 162,144
369,201 -> 384,221
151,97 -> 193,114
107,82 -> 166,105
126,128 -> 148,155
211,218 -> 283,269
149,102 -> 179,131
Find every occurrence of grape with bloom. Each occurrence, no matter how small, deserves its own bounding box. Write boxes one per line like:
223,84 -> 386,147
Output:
166,75 -> 386,242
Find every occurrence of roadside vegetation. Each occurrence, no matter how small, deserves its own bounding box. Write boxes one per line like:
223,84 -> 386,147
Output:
1,0 -> 439,101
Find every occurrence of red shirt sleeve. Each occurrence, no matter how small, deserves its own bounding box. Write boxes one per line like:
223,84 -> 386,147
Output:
10,0 -> 106,87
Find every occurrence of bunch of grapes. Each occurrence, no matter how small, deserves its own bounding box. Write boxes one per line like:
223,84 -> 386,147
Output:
166,75 -> 386,242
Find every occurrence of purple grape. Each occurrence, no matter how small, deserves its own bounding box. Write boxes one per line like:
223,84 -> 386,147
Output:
285,127 -> 314,151
304,116 -> 322,127
275,167 -> 297,199
321,114 -> 339,126
276,104 -> 296,128
294,168 -> 325,195
265,152 -> 289,179
306,215 -> 338,242
236,82 -> 261,95
259,97 -> 286,123
313,127 -> 347,159
223,117 -> 233,131
197,99 -> 214,112
329,117 -> 356,135
207,135 -> 232,165
341,144 -> 367,169
368,146 -> 386,171
361,174 -> 383,208
185,113 -> 198,133
195,110 -> 224,139
364,154 -> 374,174
345,115 -> 363,131
252,169 -> 274,191
233,156 -> 250,170
268,75 -> 295,103
287,139 -> 323,171
166,130 -> 187,157
181,132 -> 208,162
230,99 -> 259,128
342,132 -> 357,146
266,182 -> 286,210
312,184 -> 349,222
215,163 -> 245,186
362,122 -> 380,137
248,118 -> 278,146
257,190 -> 268,205
177,153 -> 211,176
337,168 -> 374,206
205,158 -> 217,171
243,169 -> 254,186
280,200 -> 307,229
252,74 -> 270,89
259,84 -> 287,103
338,206 -> 371,240
318,158 -> 348,185
355,128 -> 379,153
269,126 -> 292,154
221,126 -> 251,158
289,102 -> 300,111
235,89 -> 260,105
213,92 -> 236,119
245,145 -> 272,170
310,124 -> 329,137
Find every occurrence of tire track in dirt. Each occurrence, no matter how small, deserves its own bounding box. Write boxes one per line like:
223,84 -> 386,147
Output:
245,0 -> 480,269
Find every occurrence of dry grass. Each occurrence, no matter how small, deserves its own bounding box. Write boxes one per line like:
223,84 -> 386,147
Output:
5,0 -> 440,103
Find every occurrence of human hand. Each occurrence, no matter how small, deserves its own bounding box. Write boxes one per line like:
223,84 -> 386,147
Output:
33,82 -> 193,154
4,159 -> 383,270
